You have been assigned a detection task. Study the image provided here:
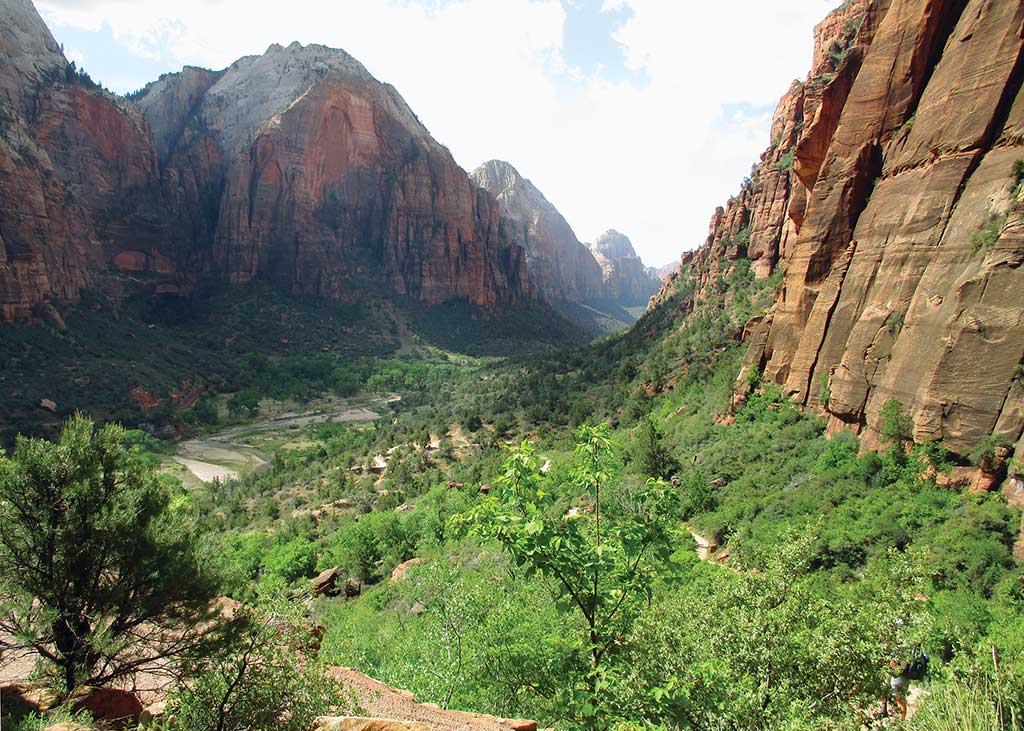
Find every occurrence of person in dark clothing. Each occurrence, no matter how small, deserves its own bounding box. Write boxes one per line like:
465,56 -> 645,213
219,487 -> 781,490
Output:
887,658 -> 911,720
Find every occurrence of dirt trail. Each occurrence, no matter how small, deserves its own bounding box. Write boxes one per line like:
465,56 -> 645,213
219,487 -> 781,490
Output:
327,667 -> 537,731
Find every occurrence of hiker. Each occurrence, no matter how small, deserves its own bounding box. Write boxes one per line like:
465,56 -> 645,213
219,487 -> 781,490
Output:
887,657 -> 911,720
881,648 -> 929,720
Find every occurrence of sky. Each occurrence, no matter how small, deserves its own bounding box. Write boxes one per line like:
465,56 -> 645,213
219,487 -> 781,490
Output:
36,0 -> 836,268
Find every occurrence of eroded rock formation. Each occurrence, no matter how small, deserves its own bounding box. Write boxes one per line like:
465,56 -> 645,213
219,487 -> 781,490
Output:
472,160 -> 661,309
0,0 -> 536,320
590,230 -> 662,307
0,0 -> 169,320
1,0 -> 667,322
471,159 -> 605,302
661,0 -> 1024,464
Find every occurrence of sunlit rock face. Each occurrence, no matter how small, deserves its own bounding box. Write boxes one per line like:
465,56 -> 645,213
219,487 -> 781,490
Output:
0,1 -> 537,321
472,159 -> 605,303
656,0 -> 1024,458
589,230 -> 662,307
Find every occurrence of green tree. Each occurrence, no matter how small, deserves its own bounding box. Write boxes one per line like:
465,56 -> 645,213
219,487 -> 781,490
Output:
460,425 -> 677,728
631,416 -> 678,480
261,535 -> 317,584
879,397 -> 913,450
227,389 -> 261,419
0,415 -> 217,691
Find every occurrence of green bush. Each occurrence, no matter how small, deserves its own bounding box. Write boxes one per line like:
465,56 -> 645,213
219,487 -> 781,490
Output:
971,213 -> 1007,255
173,598 -> 352,731
262,534 -> 317,584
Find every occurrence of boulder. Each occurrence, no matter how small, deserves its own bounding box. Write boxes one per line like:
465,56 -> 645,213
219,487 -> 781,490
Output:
343,578 -> 363,598
1,682 -> 59,723
507,722 -> 538,731
314,567 -> 341,597
68,686 -> 143,727
389,557 -> 423,582
213,595 -> 244,620
935,467 -> 975,489
139,700 -> 168,728
38,398 -> 57,414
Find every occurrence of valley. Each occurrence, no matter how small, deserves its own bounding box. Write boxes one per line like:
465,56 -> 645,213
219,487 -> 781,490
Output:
165,395 -> 392,487
2,0 -> 1024,730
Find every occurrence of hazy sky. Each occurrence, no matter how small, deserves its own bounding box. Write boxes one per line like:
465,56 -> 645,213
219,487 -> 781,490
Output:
37,0 -> 836,267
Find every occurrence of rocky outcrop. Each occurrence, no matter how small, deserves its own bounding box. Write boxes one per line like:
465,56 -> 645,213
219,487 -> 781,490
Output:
590,230 -> 662,307
0,0 -> 64,111
69,686 -> 144,727
591,229 -> 638,261
0,0 -> 538,322
471,159 -> 605,302
660,0 -> 1024,462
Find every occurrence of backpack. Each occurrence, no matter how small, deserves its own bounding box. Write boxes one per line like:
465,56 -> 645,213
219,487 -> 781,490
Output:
905,650 -> 929,680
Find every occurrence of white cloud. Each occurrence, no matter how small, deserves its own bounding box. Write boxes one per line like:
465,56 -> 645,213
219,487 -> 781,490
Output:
64,46 -> 86,67
36,0 -> 833,266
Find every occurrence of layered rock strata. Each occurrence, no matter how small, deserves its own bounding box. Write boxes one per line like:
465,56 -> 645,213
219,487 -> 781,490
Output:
471,159 -> 606,302
660,0 -> 1024,465
0,0 -> 536,320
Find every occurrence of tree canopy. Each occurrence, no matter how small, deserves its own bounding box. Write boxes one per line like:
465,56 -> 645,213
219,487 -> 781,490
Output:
0,414 -> 217,691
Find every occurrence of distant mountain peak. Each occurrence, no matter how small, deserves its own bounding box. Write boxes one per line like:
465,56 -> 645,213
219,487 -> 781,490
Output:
591,229 -> 638,261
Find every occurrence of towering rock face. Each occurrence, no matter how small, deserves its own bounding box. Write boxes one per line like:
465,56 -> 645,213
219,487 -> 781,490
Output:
663,0 -> 1024,464
471,160 -> 605,302
0,1 -> 536,321
139,42 -> 533,306
0,0 -> 168,321
590,230 -> 662,307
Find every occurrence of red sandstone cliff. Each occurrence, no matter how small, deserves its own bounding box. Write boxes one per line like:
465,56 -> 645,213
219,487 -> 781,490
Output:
0,0 -> 537,321
0,0 -> 176,320
660,0 -> 1024,469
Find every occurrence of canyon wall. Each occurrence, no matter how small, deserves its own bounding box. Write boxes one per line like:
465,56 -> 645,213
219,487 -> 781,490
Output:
471,159 -> 605,302
472,160 -> 660,308
0,0 -> 537,320
0,0 -> 172,321
590,229 -> 662,307
662,0 -> 1024,465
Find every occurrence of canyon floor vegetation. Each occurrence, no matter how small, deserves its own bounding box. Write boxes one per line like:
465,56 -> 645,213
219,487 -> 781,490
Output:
2,260 -> 1021,731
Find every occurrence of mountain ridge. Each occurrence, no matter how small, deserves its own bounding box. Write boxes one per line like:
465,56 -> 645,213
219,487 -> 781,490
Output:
470,159 -> 660,309
0,1 -> 536,321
